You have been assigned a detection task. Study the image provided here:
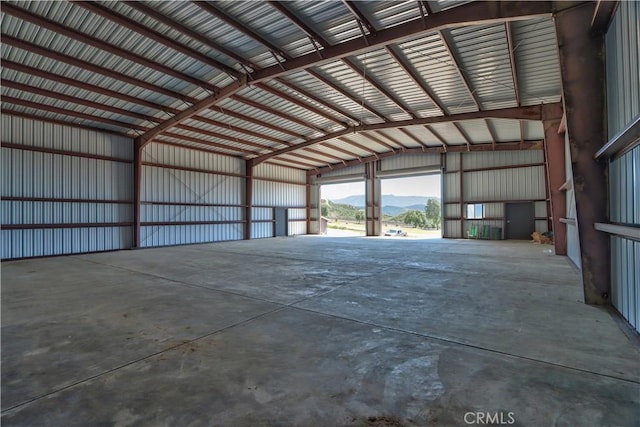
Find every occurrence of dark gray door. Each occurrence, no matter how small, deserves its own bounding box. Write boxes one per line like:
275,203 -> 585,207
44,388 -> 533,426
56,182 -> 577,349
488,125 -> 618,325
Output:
274,208 -> 288,237
505,202 -> 534,240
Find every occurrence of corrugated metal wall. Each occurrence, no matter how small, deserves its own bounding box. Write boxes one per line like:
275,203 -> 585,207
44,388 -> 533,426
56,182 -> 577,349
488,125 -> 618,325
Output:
609,146 -> 639,332
564,132 -> 581,268
443,150 -> 548,238
315,164 -> 366,180
380,153 -> 441,171
252,163 -> 307,238
606,1 -> 639,139
606,2 -> 640,333
1,115 -> 133,259
140,143 -> 245,247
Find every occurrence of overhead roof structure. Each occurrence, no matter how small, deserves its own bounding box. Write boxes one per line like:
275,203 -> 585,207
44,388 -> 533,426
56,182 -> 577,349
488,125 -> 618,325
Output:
1,0 -> 564,172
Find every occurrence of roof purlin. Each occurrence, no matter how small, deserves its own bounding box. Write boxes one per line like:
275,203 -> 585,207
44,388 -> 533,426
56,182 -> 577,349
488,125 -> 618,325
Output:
135,1 -> 553,147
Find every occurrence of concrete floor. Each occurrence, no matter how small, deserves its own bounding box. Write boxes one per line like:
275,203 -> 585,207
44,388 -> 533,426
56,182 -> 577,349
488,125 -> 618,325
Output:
2,236 -> 639,426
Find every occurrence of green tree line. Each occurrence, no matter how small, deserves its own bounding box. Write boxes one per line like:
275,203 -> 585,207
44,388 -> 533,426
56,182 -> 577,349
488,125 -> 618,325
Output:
322,198 -> 441,228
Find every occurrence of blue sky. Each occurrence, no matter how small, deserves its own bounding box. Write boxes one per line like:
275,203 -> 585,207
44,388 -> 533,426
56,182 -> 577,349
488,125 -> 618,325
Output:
321,174 -> 441,200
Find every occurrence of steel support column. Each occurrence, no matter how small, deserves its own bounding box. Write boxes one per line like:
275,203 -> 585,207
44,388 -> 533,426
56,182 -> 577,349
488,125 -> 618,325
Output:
133,141 -> 143,248
306,175 -> 312,235
555,2 -> 609,304
244,160 -> 253,240
543,119 -> 567,256
365,161 -> 381,236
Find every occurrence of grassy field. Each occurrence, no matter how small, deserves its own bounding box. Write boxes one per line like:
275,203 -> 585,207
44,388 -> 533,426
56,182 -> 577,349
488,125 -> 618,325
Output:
327,220 -> 441,238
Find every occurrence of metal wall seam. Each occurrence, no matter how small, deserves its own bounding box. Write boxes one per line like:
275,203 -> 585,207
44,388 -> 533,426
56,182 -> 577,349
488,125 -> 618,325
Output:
1,115 -> 134,259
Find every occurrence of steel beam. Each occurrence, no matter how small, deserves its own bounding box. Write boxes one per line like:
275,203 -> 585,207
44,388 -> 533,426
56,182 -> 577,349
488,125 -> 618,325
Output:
385,45 -> 447,114
591,0 -> 619,34
1,109 -> 129,137
254,83 -> 348,127
438,30 -> 482,110
173,123 -> 272,151
75,1 -> 243,79
3,2 -> 217,92
191,115 -> 286,147
555,2 -> 609,304
231,95 -> 326,133
124,1 -> 256,69
194,1 -> 290,60
374,130 -> 410,149
399,128 -> 430,148
338,136 -> 379,155
274,78 -> 361,124
267,1 -> 329,48
484,119 -> 499,150
360,133 -> 397,150
342,1 -> 377,35
343,58 -> 416,118
2,60 -> 178,115
424,126 -> 448,151
2,36 -> 194,103
253,103 -> 559,164
2,79 -> 159,123
2,96 -> 148,132
136,1 -> 552,145
308,140 -> 542,176
505,22 -> 521,106
306,69 -> 388,122
544,119 -> 567,256
320,142 -> 362,159
210,106 -> 303,141
303,147 -> 345,162
453,122 -> 472,151
160,131 -> 257,155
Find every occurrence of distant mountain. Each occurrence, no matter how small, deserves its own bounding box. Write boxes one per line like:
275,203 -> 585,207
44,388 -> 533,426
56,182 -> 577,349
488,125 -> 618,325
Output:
382,205 -> 406,216
330,194 -> 440,209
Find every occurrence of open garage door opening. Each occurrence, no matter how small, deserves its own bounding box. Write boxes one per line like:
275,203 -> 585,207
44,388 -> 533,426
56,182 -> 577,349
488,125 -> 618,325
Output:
380,173 -> 442,240
320,181 -> 366,236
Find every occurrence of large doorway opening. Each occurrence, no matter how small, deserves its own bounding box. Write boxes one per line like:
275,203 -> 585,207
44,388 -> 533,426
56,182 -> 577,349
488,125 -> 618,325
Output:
320,181 -> 366,236
380,173 -> 442,239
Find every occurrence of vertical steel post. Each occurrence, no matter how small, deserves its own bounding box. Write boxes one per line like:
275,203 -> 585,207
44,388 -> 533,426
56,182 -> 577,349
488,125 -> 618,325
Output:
543,118 -> 567,256
244,159 -> 253,240
555,2 -> 610,303
459,153 -> 464,238
305,174 -> 311,235
133,141 -> 142,248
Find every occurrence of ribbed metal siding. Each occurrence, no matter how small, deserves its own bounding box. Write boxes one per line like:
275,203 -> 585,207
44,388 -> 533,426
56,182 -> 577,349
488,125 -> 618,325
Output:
315,164 -> 366,179
606,2 -> 639,332
448,23 -> 517,110
1,115 -> 133,259
609,146 -> 639,332
253,164 -> 306,236
564,132 -> 581,268
139,143 -> 244,247
442,151 -> 547,238
443,172 -> 460,202
380,153 -> 441,171
463,166 -> 545,201
610,146 -> 639,225
512,18 -> 562,106
611,236 -> 640,332
606,1 -> 640,138
462,150 -> 543,170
